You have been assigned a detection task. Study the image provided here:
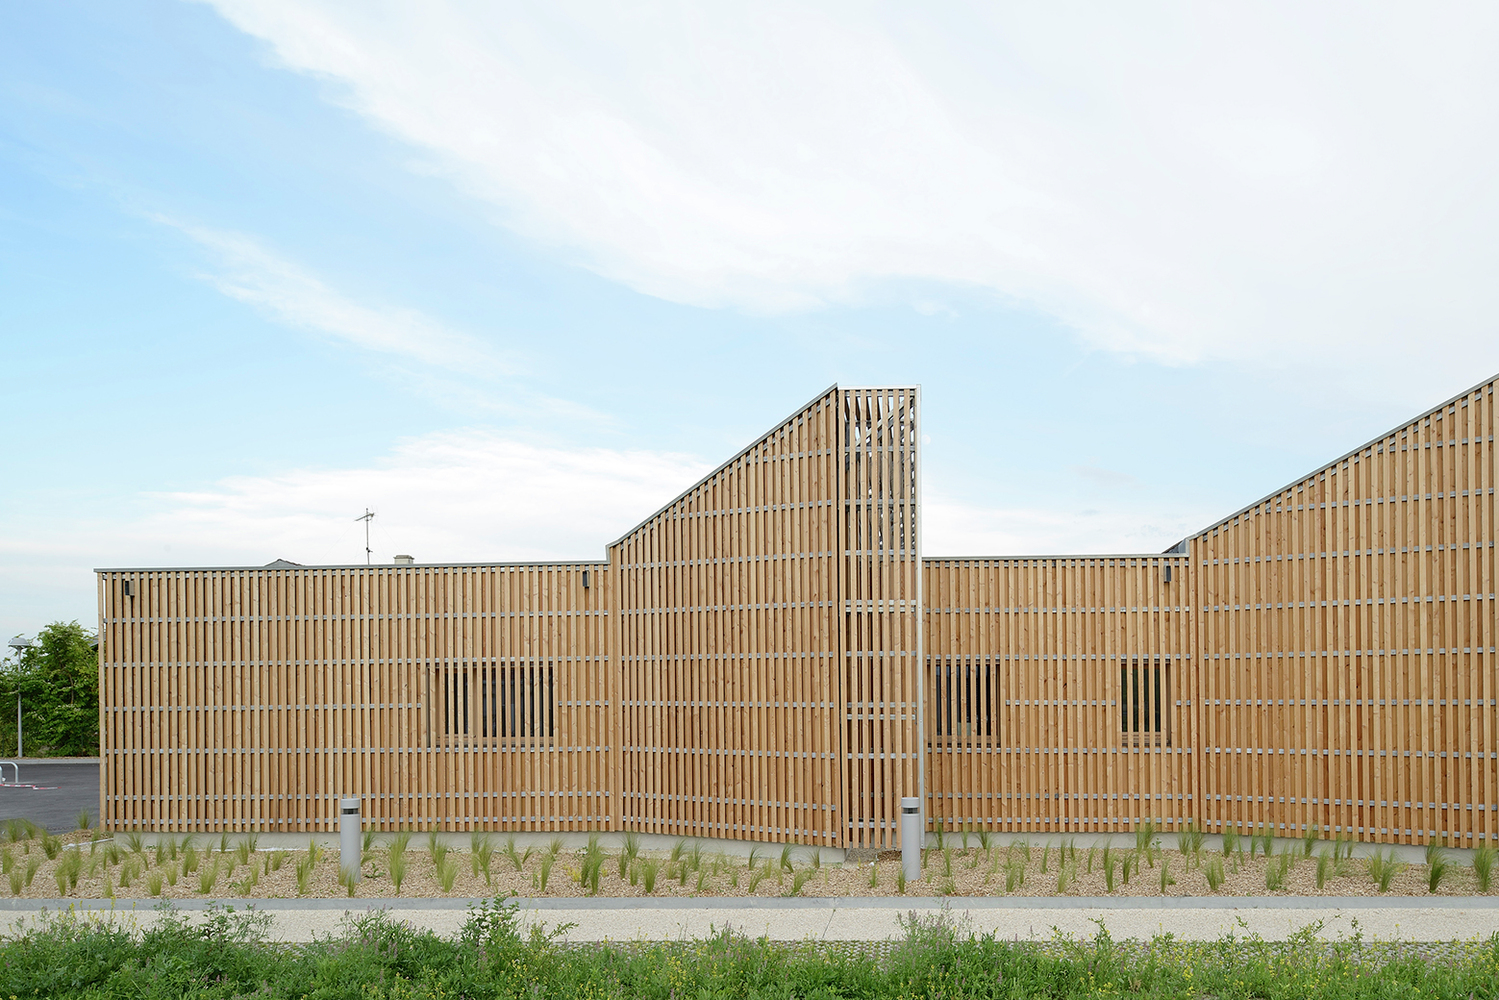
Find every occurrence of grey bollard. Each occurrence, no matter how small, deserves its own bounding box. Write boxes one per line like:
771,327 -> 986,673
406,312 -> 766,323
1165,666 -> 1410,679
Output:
900,796 -> 921,882
339,797 -> 361,883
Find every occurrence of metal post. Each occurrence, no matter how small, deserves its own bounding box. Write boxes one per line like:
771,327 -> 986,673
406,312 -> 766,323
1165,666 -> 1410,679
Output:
7,636 -> 29,759
900,796 -> 921,882
340,797 -> 361,883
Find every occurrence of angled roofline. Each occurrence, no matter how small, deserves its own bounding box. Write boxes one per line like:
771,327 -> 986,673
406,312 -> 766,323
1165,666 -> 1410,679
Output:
1171,370 -> 1499,548
606,383 -> 842,548
94,560 -> 610,573
923,552 -> 1187,562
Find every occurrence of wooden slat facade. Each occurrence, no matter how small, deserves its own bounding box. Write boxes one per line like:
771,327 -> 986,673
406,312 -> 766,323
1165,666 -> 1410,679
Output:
922,555 -> 1194,836
97,564 -> 609,833
839,388 -> 922,847
1192,377 -> 1497,847
611,387 -> 845,846
97,378 -> 1495,848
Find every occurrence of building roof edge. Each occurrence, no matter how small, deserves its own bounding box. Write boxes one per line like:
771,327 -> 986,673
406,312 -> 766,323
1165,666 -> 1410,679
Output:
1180,370 -> 1499,544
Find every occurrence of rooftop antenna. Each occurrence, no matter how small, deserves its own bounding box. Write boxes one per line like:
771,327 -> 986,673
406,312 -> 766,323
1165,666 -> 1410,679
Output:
355,508 -> 375,565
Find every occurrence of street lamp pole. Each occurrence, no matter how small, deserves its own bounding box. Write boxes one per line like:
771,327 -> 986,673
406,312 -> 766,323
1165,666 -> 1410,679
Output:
6,636 -> 30,758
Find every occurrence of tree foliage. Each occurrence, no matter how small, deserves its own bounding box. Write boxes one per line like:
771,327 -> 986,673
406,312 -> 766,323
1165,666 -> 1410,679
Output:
0,620 -> 99,757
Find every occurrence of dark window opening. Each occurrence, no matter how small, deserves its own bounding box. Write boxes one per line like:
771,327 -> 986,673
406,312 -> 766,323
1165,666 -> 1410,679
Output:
933,657 -> 997,741
1120,659 -> 1170,747
434,663 -> 555,743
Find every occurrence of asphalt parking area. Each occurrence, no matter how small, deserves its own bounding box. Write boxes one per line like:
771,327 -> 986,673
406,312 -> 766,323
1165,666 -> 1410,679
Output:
0,759 -> 99,833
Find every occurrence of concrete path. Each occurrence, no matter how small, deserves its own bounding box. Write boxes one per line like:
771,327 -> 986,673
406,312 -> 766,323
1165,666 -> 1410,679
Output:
0,759 -> 98,832
3,896 -> 1497,944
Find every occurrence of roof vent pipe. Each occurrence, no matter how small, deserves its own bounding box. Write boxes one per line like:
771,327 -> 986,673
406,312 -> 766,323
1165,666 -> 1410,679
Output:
393,555 -> 414,565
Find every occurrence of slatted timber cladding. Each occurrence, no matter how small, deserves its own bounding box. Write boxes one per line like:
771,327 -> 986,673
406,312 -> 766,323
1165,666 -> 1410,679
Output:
610,388 -> 846,846
97,563 -> 609,833
841,387 -> 922,847
95,377 -> 1493,851
922,556 -> 1193,835
1192,376 -> 1497,846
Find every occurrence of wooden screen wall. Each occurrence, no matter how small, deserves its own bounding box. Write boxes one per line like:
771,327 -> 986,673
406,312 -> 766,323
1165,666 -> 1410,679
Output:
1193,377 -> 1497,846
610,388 -> 845,846
95,379 -> 1492,850
841,387 -> 922,847
97,563 -> 609,833
923,556 -> 1194,835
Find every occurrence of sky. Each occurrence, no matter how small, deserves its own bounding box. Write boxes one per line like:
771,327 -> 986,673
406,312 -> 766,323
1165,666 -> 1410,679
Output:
3,2 -> 1498,646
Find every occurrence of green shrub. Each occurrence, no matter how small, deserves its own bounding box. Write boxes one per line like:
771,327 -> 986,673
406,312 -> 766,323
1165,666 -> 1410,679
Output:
1005,857 -> 1025,893
198,858 -> 218,895
470,831 -> 493,877
427,830 -> 448,868
436,857 -> 458,893
1159,855 -> 1175,893
1134,819 -> 1157,857
534,852 -> 554,892
4,898 -> 1497,1000
294,851 -> 315,896
388,849 -> 407,893
1368,849 -> 1403,893
1427,840 -> 1450,893
1473,845 -> 1495,892
1205,856 -> 1225,892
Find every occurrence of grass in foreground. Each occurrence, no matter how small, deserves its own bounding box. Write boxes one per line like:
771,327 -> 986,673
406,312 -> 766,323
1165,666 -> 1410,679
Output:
2,899 -> 1499,999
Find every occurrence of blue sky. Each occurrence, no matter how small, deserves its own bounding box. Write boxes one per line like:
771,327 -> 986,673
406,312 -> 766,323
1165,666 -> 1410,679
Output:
4,2 -> 1499,645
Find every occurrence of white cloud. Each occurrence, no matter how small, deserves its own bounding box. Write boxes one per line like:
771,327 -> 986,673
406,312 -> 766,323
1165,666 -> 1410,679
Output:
0,430 -> 1200,647
199,1 -> 1499,394
922,492 -> 1211,558
162,218 -> 502,372
0,429 -> 713,644
134,429 -> 714,566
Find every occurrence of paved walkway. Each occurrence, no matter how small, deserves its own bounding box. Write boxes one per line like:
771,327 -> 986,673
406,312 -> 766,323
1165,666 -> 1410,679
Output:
3,896 -> 1496,943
